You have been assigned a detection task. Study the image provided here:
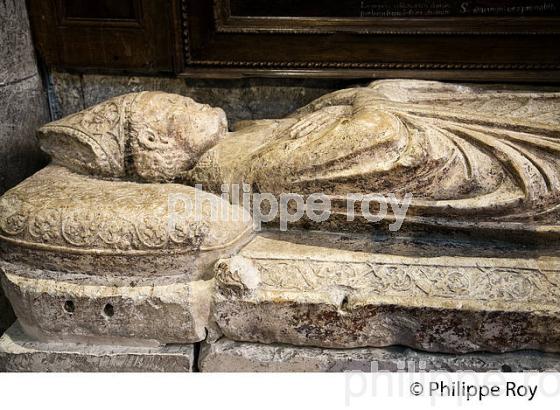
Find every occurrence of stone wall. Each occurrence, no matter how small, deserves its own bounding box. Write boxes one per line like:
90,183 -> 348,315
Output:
49,72 -> 357,126
0,0 -> 49,335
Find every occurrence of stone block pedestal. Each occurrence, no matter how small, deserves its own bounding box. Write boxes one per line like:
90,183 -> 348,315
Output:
0,322 -> 194,372
200,338 -> 560,372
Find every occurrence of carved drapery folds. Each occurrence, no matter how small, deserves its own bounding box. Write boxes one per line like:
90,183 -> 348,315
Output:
190,80 -> 560,233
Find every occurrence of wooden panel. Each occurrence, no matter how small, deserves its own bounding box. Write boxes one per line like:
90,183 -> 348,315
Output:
28,0 -> 180,73
26,0 -> 560,80
181,0 -> 560,81
62,0 -> 138,20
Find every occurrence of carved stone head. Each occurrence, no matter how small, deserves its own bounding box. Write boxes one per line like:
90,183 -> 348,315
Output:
37,92 -> 228,182
128,92 -> 227,181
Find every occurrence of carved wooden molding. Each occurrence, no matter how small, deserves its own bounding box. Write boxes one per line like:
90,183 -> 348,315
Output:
180,0 -> 560,79
55,0 -> 144,28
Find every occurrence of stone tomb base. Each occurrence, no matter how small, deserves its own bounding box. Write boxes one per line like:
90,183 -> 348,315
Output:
3,322 -> 560,372
0,322 -> 194,372
200,338 -> 560,372
214,234 -> 560,354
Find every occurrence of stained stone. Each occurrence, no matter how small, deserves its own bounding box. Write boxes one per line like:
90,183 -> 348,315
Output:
0,322 -> 194,372
38,79 -> 560,236
0,0 -> 48,195
0,78 -> 48,195
200,338 -> 560,372
0,260 -> 216,346
213,234 -> 560,354
48,72 -> 86,119
80,75 -> 190,110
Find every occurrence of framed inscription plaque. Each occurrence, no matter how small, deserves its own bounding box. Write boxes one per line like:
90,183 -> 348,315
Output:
180,0 -> 560,81
217,0 -> 560,32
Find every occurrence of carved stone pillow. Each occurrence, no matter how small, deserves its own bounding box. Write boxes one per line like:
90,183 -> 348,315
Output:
37,92 -> 228,182
0,165 -> 253,278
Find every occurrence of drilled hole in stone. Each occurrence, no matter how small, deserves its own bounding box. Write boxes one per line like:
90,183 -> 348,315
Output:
63,300 -> 75,313
501,364 -> 512,372
103,303 -> 114,318
340,295 -> 349,311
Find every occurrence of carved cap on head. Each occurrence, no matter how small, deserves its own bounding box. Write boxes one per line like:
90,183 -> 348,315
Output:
37,92 -> 228,182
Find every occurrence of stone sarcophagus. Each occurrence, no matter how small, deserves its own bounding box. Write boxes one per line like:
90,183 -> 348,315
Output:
1,80 -> 560,371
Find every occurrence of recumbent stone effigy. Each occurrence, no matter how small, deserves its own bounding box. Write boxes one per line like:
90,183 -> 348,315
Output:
1,80 -> 560,371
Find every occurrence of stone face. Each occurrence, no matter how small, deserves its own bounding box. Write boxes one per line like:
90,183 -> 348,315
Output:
0,322 -> 194,372
200,338 -> 560,372
189,80 -> 560,237
213,234 -> 560,354
0,260 -> 215,346
0,165 -> 253,277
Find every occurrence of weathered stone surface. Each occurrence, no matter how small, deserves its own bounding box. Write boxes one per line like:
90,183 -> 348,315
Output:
0,0 -> 39,86
189,80 -> 560,237
49,72 -> 345,125
180,78 -> 349,126
0,80 -> 48,194
46,79 -> 560,238
200,338 -> 560,372
0,165 -> 253,276
48,72 -> 86,119
0,1 -> 48,195
0,322 -> 194,372
1,0 -> 49,337
214,234 -> 560,354
43,79 -> 560,236
0,261 -> 216,346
